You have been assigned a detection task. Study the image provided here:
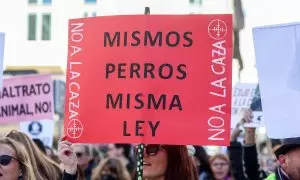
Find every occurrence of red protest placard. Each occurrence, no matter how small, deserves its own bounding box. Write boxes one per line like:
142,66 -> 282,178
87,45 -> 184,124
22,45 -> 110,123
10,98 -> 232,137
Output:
65,15 -> 232,146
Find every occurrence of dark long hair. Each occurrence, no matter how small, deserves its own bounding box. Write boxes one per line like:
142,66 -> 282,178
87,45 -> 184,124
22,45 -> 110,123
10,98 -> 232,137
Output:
194,146 -> 215,179
164,145 -> 198,180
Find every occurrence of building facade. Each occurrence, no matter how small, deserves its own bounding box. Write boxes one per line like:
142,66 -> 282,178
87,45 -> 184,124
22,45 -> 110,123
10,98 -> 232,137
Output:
0,0 -> 208,70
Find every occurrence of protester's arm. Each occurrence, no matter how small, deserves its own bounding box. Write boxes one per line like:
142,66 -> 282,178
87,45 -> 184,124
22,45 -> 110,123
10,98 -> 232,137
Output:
228,122 -> 247,180
243,125 -> 261,180
58,137 -> 78,180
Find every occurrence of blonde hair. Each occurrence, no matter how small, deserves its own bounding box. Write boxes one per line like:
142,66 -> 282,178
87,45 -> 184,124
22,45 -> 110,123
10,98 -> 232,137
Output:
210,153 -> 230,164
6,130 -> 62,180
92,157 -> 131,180
0,137 -> 36,180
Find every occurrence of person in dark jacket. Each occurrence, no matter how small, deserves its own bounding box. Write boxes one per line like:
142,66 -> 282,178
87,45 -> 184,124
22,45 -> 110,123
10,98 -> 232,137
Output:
229,109 -> 268,180
228,123 -> 247,180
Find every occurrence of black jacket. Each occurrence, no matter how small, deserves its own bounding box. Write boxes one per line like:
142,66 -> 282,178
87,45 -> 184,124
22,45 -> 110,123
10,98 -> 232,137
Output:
62,171 -> 77,180
228,141 -> 267,180
243,144 -> 261,180
228,141 -> 247,180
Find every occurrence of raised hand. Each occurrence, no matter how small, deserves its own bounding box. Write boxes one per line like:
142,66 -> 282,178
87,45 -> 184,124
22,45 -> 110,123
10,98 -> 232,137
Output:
58,136 -> 77,174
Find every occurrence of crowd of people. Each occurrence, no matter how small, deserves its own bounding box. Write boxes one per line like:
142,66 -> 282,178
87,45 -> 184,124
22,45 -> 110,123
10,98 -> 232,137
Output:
0,109 -> 300,180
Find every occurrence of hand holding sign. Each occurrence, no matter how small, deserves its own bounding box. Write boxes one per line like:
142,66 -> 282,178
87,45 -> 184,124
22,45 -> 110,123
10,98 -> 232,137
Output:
230,122 -> 243,142
231,109 -> 255,142
241,109 -> 257,145
58,137 -> 77,175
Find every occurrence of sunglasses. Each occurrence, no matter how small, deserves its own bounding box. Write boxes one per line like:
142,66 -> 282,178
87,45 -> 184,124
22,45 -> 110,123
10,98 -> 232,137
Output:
134,144 -> 164,157
0,155 -> 18,166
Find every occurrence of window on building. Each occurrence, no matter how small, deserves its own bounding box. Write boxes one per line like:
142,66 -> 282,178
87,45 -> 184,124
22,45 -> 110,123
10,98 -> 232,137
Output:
43,0 -> 52,5
28,14 -> 37,40
42,14 -> 51,40
189,0 -> 202,4
84,12 -> 88,17
84,0 -> 97,3
28,0 -> 37,4
84,12 -> 97,17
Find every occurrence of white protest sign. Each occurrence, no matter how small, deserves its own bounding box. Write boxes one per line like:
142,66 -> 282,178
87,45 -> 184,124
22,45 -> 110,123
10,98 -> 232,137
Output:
0,33 -> 4,88
253,22 -> 300,139
20,119 -> 54,147
231,83 -> 257,128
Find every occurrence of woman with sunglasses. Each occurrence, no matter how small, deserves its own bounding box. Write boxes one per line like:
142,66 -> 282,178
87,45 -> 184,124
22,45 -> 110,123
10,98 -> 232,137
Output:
133,144 -> 198,180
6,130 -> 63,180
59,138 -> 198,180
0,137 -> 36,180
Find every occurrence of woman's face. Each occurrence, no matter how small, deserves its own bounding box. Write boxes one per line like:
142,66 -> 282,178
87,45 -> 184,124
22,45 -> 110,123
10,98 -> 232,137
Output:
0,144 -> 22,180
142,145 -> 168,179
211,158 -> 229,180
